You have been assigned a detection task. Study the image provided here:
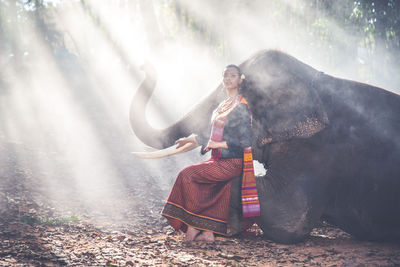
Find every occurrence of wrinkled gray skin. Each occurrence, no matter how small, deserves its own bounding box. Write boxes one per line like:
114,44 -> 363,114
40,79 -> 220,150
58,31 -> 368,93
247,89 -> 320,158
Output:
130,50 -> 400,244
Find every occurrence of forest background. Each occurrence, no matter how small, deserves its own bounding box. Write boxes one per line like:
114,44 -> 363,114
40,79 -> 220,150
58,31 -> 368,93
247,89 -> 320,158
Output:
1,0 -> 400,228
1,1 -> 400,265
1,0 -> 400,219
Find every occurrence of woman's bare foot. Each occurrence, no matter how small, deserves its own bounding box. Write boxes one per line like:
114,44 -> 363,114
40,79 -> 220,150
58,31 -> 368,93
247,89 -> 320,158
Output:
185,226 -> 200,242
194,231 -> 215,242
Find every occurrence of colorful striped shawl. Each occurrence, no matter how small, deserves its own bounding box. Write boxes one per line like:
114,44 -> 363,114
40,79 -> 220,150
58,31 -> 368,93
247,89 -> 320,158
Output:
241,147 -> 261,217
209,95 -> 260,218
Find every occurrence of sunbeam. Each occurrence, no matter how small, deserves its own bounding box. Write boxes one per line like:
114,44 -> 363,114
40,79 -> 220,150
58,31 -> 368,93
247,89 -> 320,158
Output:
1,1 -> 400,265
1,0 -> 399,242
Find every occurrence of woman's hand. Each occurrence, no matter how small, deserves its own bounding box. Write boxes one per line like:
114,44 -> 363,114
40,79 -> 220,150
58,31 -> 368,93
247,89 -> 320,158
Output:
204,140 -> 228,152
175,134 -> 198,149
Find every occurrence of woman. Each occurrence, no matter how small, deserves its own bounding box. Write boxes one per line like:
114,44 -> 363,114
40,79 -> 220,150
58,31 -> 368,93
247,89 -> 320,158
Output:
161,65 -> 255,242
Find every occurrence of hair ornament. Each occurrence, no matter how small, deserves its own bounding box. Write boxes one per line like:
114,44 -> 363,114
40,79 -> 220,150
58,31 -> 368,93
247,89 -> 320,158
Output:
241,74 -> 246,80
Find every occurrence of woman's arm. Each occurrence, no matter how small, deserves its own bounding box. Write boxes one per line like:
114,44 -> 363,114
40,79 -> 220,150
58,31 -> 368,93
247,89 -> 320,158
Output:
204,140 -> 228,152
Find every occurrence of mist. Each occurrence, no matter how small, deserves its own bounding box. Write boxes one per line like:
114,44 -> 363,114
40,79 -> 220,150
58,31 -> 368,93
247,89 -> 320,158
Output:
1,0 -> 399,224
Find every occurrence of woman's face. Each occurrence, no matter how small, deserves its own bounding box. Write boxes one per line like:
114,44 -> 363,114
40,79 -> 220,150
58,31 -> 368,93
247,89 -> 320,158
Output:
222,67 -> 242,91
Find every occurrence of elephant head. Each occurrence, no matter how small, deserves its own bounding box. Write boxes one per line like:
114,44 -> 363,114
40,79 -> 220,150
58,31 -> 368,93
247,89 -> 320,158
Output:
238,50 -> 329,162
130,50 -> 329,164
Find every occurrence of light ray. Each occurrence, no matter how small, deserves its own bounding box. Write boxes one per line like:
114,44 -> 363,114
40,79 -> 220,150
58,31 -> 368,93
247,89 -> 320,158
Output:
1,0 -> 399,225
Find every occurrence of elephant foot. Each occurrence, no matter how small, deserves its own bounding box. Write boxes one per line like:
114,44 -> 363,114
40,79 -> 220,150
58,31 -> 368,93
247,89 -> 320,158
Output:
194,231 -> 215,242
260,225 -> 310,244
185,226 -> 201,242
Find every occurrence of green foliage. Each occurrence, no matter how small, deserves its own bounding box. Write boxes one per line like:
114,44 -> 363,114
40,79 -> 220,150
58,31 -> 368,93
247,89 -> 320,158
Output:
154,0 -> 399,67
21,214 -> 80,226
1,0 -> 399,85
0,0 -> 63,59
350,1 -> 400,49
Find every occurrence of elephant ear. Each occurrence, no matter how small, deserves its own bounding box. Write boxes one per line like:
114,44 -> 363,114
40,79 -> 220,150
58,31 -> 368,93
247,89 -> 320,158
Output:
241,51 -> 329,147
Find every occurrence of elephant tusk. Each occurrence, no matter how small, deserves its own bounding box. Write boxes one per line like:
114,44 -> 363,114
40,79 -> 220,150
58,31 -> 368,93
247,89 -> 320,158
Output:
142,145 -> 158,152
131,142 -> 199,159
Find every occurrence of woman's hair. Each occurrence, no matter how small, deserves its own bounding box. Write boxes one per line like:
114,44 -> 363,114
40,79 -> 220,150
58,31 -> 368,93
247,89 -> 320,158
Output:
225,64 -> 242,76
224,64 -> 248,93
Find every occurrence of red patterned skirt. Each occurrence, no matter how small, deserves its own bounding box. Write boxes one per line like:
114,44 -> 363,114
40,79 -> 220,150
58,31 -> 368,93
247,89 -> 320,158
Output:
162,158 -> 242,235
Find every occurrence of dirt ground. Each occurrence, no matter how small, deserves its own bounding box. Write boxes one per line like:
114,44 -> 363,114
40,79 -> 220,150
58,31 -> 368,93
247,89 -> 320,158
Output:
1,142 -> 400,267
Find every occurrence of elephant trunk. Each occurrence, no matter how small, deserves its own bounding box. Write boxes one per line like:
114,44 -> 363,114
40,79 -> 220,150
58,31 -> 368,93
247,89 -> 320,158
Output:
130,64 -> 223,149
129,64 -> 165,149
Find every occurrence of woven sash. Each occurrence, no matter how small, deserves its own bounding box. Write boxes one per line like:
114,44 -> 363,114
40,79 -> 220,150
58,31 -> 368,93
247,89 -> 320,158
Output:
241,147 -> 260,217
209,95 -> 260,218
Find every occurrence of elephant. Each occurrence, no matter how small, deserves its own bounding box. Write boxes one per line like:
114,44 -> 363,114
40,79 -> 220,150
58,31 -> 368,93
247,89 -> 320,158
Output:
130,50 -> 400,244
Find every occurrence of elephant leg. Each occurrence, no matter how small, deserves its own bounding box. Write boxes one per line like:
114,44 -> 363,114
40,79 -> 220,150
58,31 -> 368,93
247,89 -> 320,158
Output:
256,177 -> 317,243
227,173 -> 324,242
256,138 -> 333,244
